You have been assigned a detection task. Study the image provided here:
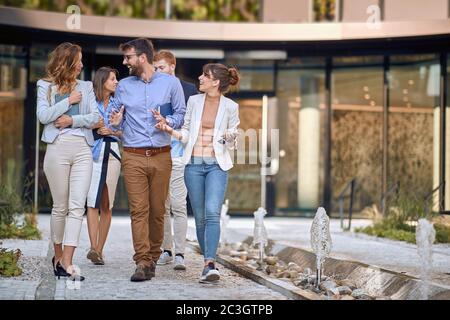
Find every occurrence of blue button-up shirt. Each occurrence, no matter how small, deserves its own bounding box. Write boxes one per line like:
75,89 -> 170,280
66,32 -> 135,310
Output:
112,72 -> 186,148
92,98 -> 120,162
170,137 -> 184,158
170,78 -> 198,158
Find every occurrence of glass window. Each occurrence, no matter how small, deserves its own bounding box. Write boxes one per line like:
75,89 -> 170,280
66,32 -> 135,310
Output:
224,58 -> 274,92
0,44 -> 27,98
446,55 -> 450,211
226,98 -> 263,214
0,44 -> 27,193
29,44 -> 53,209
389,55 -> 440,110
332,56 -> 384,211
276,58 -> 326,211
388,54 -> 440,199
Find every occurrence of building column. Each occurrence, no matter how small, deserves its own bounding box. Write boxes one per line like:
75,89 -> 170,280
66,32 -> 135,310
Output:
446,107 -> 450,211
298,75 -> 321,208
434,106 -> 441,211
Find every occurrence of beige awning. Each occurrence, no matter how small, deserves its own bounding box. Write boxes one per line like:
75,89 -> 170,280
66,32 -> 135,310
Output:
0,6 -> 449,42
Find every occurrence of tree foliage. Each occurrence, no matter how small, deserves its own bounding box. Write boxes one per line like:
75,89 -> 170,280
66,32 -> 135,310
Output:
0,0 -> 261,21
313,0 -> 336,22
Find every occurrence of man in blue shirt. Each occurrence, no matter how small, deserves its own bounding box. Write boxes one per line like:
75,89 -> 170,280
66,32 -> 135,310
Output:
153,50 -> 198,271
110,38 -> 186,282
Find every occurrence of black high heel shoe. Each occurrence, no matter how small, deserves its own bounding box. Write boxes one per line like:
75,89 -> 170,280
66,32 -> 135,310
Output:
56,262 -> 85,281
51,257 -> 58,276
55,261 -> 70,279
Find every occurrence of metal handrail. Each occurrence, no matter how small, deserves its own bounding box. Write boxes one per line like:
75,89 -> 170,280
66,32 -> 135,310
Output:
381,181 -> 399,215
337,180 -> 353,199
424,180 -> 445,214
338,178 -> 357,231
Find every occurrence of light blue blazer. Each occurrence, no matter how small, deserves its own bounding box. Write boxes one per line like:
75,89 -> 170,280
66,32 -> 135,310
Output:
36,79 -> 100,146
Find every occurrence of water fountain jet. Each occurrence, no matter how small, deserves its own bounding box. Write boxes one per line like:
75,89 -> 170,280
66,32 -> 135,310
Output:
310,207 -> 332,288
416,218 -> 435,300
220,199 -> 230,246
253,207 -> 268,267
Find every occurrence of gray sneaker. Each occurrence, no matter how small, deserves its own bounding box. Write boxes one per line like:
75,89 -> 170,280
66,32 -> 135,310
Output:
199,262 -> 220,283
173,255 -> 186,270
157,251 -> 173,265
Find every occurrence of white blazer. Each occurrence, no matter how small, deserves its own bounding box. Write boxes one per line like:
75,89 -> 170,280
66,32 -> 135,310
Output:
179,93 -> 240,171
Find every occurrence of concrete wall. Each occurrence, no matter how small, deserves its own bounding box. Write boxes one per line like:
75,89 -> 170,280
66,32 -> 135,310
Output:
262,0 -> 311,22
342,0 -> 380,22
2,6 -> 450,41
262,0 -> 449,23
385,0 -> 449,21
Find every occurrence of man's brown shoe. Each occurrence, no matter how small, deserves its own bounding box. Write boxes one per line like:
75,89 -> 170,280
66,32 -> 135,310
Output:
146,261 -> 156,279
130,264 -> 152,282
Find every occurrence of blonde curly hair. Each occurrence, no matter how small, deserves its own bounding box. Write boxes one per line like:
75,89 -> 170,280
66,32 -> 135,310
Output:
43,42 -> 82,95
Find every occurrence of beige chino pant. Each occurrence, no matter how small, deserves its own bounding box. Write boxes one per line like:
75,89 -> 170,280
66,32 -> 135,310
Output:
122,150 -> 172,267
43,135 -> 93,247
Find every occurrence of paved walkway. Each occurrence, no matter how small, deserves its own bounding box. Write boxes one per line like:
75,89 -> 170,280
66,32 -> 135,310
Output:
3,213 -> 449,299
0,214 -> 288,300
0,217 -> 49,300
215,217 -> 450,287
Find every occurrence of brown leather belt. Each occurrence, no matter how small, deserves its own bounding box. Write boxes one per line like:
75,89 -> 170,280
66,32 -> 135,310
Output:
123,145 -> 171,157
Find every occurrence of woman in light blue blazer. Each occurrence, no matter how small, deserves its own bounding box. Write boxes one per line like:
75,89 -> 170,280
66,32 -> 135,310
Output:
36,42 -> 100,281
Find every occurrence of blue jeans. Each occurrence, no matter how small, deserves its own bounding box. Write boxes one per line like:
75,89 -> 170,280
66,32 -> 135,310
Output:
184,157 -> 228,261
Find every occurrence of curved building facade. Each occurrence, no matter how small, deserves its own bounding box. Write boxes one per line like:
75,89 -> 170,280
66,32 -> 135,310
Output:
0,3 -> 449,216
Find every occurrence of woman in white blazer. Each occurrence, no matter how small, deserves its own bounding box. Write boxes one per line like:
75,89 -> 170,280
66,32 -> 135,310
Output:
36,42 -> 100,281
156,63 -> 240,283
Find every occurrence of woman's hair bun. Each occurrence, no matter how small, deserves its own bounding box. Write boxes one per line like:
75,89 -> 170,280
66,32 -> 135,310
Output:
228,67 -> 240,87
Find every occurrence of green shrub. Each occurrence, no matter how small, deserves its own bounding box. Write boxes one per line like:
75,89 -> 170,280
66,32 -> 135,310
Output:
385,191 -> 433,229
0,248 -> 22,277
0,184 -> 24,226
381,228 -> 416,243
435,223 -> 450,243
355,220 -> 450,244
0,214 -> 41,240
0,171 -> 40,240
355,190 -> 450,243
355,223 -> 416,243
0,0 -> 261,22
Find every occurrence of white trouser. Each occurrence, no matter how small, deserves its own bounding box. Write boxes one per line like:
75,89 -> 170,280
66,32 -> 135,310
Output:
162,157 -> 187,255
43,135 -> 93,247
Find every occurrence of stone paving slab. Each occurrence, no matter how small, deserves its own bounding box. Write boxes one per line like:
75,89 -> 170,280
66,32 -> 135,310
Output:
0,216 -> 51,299
2,214 -> 290,300
54,216 -> 290,300
0,280 -> 39,300
0,239 -> 48,258
12,213 -> 448,300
